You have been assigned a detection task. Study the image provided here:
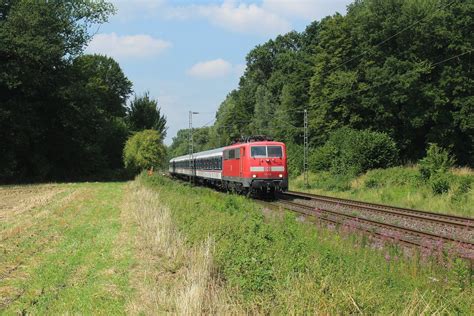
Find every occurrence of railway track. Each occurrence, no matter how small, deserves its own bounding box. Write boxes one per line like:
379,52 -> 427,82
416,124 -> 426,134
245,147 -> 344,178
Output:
283,191 -> 474,228
265,191 -> 474,260
167,173 -> 474,259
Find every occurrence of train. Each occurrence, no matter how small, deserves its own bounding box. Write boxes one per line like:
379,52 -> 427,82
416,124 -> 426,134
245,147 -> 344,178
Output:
169,136 -> 288,195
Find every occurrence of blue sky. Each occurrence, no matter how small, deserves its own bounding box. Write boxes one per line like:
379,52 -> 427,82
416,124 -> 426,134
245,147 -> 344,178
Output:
85,0 -> 351,144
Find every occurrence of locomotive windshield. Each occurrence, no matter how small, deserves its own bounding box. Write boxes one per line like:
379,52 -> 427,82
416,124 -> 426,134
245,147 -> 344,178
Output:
251,146 -> 283,158
267,146 -> 283,157
251,146 -> 267,157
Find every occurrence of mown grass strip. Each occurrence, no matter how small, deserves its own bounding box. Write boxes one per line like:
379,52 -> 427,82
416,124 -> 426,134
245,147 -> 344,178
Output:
141,174 -> 473,314
1,182 -> 133,315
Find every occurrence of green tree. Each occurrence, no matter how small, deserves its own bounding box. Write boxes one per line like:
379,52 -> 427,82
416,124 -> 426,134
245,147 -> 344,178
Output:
0,1 -> 128,181
124,130 -> 166,173
251,85 -> 273,135
309,0 -> 473,163
213,91 -> 249,143
419,143 -> 455,180
168,127 -> 213,159
169,0 -> 473,170
71,54 -> 132,117
67,54 -> 132,171
168,129 -> 190,158
310,128 -> 399,176
127,92 -> 167,137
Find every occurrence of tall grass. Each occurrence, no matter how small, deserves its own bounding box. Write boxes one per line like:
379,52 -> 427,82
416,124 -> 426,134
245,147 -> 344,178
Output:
125,181 -> 239,315
140,174 -> 473,314
292,166 -> 473,217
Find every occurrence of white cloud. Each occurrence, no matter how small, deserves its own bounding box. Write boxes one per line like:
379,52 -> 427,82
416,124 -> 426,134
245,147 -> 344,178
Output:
262,0 -> 348,21
187,59 -> 233,79
86,33 -> 171,59
168,1 -> 291,36
108,1 -> 348,35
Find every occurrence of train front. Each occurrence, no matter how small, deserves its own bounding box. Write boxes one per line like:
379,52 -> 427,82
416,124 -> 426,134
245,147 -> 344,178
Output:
244,141 -> 288,193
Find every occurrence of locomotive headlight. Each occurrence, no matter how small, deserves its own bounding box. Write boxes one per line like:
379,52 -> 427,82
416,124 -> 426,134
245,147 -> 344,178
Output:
279,174 -> 283,178
252,174 -> 257,178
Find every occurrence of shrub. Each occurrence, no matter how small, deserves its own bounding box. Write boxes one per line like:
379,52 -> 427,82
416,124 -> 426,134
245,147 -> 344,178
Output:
123,130 -> 166,173
364,178 -> 379,188
456,177 -> 472,194
310,127 -> 398,176
309,145 -> 334,171
430,173 -> 451,195
419,143 -> 455,180
286,143 -> 304,177
450,176 -> 472,203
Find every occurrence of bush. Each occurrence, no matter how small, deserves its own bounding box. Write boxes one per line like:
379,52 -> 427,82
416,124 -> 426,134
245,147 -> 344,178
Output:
450,176 -> 473,203
418,144 -> 457,195
310,128 -> 399,176
430,173 -> 451,195
286,143 -> 304,177
456,177 -> 472,194
123,130 -> 166,173
419,143 -> 455,180
309,145 -> 334,171
364,178 -> 379,188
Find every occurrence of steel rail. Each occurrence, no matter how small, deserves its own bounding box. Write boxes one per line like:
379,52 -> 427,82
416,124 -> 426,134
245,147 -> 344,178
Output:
278,200 -> 473,247
283,191 -> 474,228
272,199 -> 474,260
259,200 -> 423,249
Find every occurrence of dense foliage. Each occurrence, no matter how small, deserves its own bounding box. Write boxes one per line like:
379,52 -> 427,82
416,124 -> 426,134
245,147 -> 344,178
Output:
417,143 -> 459,194
310,128 -> 398,176
0,1 -> 166,182
170,0 -> 473,169
127,92 -> 167,137
168,126 -> 214,159
419,143 -> 455,180
123,130 -> 166,173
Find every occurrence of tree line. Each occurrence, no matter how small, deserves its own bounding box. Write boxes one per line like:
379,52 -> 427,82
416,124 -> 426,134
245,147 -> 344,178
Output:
0,1 -> 167,182
170,0 -> 473,171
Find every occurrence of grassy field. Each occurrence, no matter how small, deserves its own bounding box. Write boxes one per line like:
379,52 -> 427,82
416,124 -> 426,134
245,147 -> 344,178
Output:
0,181 -> 233,314
1,175 -> 473,314
0,182 -> 133,314
291,166 -> 474,217
140,174 -> 472,314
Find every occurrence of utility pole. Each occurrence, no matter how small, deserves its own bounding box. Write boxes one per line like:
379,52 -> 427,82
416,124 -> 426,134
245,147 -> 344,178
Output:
189,110 -> 193,159
189,111 -> 199,183
303,109 -> 309,188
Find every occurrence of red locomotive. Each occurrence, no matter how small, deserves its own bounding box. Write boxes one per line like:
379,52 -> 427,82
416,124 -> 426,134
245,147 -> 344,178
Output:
169,136 -> 288,195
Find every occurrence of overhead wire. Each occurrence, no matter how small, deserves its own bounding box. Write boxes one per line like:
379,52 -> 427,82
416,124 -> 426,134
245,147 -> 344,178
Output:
322,0 -> 457,74
431,49 -> 473,67
198,118 -> 216,128
181,1 -> 465,133
189,45 -> 471,134
306,48 -> 473,111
